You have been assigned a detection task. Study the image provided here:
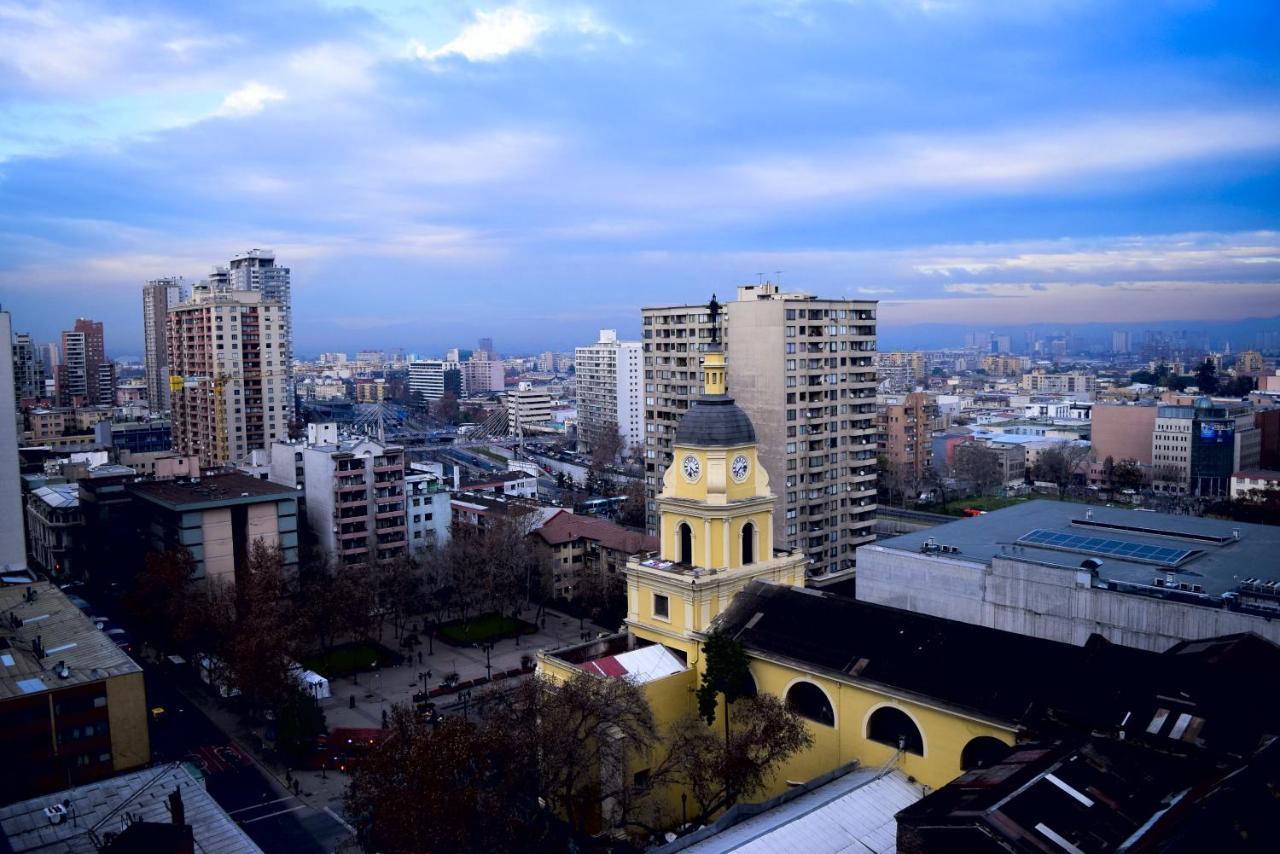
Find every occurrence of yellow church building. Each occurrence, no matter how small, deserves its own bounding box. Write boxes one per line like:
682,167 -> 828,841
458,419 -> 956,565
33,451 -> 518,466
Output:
538,314 -> 1028,831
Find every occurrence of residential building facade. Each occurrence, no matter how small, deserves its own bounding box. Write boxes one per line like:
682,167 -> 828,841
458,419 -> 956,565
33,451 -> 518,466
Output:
406,465 -> 451,552
408,359 -> 450,403
506,382 -> 553,436
300,430 -> 407,566
576,329 -> 643,456
167,288 -> 291,467
25,484 -> 83,577
59,318 -> 106,406
0,310 -> 25,570
1019,371 -> 1096,397
142,277 -> 181,412
643,285 -> 878,583
461,356 -> 505,395
877,391 -> 939,484
12,331 -> 41,401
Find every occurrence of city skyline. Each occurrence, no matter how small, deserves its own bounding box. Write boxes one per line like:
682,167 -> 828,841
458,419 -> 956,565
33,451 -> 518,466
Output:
2,1 -> 1279,353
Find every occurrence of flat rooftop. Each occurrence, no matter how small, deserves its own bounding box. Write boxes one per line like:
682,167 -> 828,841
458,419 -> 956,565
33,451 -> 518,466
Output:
127,472 -> 298,510
873,500 -> 1277,598
0,763 -> 262,853
0,582 -> 141,702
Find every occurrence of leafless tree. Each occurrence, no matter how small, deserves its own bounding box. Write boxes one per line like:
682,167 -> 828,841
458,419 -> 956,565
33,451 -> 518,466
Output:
952,443 -> 1003,496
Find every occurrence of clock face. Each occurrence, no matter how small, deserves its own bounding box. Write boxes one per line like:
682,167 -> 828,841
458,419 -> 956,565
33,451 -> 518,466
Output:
681,454 -> 702,482
731,454 -> 750,482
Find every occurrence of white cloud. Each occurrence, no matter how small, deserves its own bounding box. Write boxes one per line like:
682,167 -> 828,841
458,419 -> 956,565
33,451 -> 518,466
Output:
215,81 -> 285,117
414,7 -> 550,62
729,111 -> 1280,204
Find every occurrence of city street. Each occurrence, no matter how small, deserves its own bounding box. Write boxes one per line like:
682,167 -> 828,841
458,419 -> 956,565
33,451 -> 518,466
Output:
144,660 -> 353,853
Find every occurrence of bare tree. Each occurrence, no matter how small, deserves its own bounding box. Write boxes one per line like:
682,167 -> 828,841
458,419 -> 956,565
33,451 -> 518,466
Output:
589,421 -> 625,471
658,694 -> 813,825
1032,441 -> 1090,498
952,443 -> 1003,496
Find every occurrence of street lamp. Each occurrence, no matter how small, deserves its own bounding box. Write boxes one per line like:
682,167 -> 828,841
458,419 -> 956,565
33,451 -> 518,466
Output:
483,643 -> 494,681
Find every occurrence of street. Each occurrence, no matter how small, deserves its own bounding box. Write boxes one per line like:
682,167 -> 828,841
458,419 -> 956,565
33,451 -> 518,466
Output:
145,660 -> 352,853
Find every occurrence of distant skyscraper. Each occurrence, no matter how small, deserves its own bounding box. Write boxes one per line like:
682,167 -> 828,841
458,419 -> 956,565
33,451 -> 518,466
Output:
59,318 -> 106,405
1112,330 -> 1131,354
11,332 -> 40,401
0,310 -> 26,570
168,288 -> 290,467
408,360 -> 448,402
477,337 -> 496,360
143,277 -> 181,412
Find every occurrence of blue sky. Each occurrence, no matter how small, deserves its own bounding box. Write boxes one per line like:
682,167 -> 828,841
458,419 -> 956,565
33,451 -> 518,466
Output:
1,0 -> 1278,356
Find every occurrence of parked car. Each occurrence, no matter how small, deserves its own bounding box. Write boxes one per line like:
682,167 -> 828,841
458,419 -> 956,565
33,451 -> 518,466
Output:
65,594 -> 92,612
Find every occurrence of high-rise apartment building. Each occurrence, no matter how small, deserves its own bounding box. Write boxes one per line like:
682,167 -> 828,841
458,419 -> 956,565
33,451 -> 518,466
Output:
477,337 -> 496,360
642,285 -> 878,584
1112,330 -> 1132,354
143,277 -> 181,412
576,329 -> 643,456
216,250 -> 293,418
1237,350 -> 1265,375
507,382 -> 552,436
11,332 -> 40,401
1019,370 -> 1096,397
0,310 -> 26,570
59,318 -> 106,406
167,289 -> 291,467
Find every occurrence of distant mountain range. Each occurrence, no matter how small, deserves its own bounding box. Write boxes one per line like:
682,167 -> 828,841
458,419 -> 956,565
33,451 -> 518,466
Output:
878,315 -> 1280,352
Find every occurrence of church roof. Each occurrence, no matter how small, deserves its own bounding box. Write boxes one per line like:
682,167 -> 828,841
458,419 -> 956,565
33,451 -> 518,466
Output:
674,395 -> 756,447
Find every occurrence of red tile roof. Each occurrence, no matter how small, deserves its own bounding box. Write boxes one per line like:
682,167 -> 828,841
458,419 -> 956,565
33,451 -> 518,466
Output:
535,512 -> 657,554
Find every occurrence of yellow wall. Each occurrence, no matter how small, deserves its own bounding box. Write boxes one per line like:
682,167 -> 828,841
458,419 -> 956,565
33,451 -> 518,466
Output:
659,508 -> 772,568
106,672 -> 151,772
744,658 -> 1016,791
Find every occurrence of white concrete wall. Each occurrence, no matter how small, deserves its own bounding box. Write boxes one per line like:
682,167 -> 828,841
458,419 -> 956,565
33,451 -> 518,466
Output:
0,311 -> 26,570
857,544 -> 1280,652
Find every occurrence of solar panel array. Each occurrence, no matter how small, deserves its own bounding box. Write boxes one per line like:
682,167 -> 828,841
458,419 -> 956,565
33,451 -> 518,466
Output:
1016,528 -> 1195,565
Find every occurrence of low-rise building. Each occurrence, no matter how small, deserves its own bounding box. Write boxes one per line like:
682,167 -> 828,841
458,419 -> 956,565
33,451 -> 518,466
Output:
1231,468 -> 1280,499
127,473 -> 299,582
535,512 -> 656,600
0,583 -> 149,803
0,763 -> 262,853
1019,371 -> 1096,398
406,464 -> 451,552
25,484 -> 82,578
856,500 -> 1280,652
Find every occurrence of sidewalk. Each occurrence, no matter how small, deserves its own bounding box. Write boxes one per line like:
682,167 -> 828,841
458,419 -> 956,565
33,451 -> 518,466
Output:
319,607 -> 609,730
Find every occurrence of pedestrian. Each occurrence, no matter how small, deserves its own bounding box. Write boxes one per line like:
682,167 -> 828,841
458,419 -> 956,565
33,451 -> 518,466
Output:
381,708 -> 388,727
417,650 -> 422,665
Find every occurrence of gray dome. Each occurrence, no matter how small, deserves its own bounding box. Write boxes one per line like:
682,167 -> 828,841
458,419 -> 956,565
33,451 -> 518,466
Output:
674,396 -> 756,446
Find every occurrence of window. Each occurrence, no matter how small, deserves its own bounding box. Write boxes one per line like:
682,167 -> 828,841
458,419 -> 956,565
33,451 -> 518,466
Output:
653,593 -> 670,619
961,736 -> 1010,771
678,522 -> 693,565
786,681 -> 834,726
741,521 -> 755,565
866,706 -> 924,755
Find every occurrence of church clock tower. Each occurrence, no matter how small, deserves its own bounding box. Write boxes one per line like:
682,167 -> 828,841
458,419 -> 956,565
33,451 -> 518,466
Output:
626,295 -> 807,658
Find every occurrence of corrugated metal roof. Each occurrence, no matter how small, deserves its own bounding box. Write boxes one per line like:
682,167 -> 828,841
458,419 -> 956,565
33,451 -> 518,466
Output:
0,763 -> 263,853
580,644 -> 686,684
680,769 -> 920,854
31,484 -> 80,509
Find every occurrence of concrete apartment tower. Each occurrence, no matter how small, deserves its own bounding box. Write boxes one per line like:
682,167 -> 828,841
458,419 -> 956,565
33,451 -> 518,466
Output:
59,318 -> 106,406
642,284 -> 878,585
143,277 -> 182,413
167,288 -> 291,468
11,332 -> 41,401
0,310 -> 26,570
225,250 -> 293,419
575,329 -> 643,457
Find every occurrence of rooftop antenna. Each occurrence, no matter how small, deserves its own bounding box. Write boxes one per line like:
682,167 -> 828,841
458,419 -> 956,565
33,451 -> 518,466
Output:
774,270 -> 783,286
756,272 -> 764,284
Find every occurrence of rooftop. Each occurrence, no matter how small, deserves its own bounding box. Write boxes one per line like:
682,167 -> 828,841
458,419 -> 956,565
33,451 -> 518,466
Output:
0,763 -> 262,854
0,582 -> 141,702
536,513 -> 657,554
713,582 -> 1280,751
30,484 -> 79,510
667,767 -> 920,854
871,499 -> 1279,600
127,473 -> 298,511
674,396 -> 756,447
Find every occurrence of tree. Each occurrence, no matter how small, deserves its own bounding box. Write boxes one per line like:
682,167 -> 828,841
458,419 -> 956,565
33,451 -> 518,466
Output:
297,563 -> 378,652
122,549 -> 196,655
273,682 -> 327,766
432,391 -> 460,424
589,421 -> 624,473
373,554 -> 425,641
953,444 -> 1003,496
1195,360 -> 1219,394
345,707 -> 557,853
618,477 -> 647,528
1112,458 -> 1146,492
696,629 -> 752,743
218,541 -> 296,716
660,695 -> 813,825
1032,441 -> 1090,498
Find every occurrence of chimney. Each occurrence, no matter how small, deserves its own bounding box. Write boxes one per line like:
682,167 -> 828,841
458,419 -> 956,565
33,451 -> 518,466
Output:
168,788 -> 185,828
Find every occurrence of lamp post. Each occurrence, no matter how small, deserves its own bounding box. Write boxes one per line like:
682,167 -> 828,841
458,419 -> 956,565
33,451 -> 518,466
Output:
483,643 -> 494,681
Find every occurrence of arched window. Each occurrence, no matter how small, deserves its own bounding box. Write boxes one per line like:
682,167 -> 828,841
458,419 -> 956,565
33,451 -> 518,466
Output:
785,681 -> 834,726
961,736 -> 1010,771
678,523 -> 693,566
866,706 -> 924,755
741,522 -> 755,565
